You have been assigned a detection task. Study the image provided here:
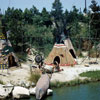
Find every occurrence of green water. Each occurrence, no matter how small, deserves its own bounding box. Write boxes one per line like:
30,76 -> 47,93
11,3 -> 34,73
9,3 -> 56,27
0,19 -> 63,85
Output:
17,82 -> 100,100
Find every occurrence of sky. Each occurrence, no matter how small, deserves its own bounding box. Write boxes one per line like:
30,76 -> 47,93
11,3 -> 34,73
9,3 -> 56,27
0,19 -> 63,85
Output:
0,0 -> 100,13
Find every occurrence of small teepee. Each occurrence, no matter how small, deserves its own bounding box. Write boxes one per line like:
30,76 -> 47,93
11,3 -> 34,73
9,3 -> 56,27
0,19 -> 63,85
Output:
0,28 -> 19,68
45,39 -> 77,66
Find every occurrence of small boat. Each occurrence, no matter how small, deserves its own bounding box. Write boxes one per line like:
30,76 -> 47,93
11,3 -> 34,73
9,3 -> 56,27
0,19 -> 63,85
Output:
36,74 -> 50,100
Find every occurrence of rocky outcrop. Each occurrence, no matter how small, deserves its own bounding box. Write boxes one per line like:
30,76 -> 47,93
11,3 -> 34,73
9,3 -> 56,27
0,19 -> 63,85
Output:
12,86 -> 30,99
0,84 -> 13,99
47,89 -> 53,95
29,87 -> 36,95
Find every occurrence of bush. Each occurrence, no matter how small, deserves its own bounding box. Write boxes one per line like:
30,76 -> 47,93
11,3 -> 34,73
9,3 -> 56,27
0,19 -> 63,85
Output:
80,70 -> 100,80
89,48 -> 99,58
0,80 -> 5,85
50,81 -> 66,88
28,70 -> 41,84
16,52 -> 27,62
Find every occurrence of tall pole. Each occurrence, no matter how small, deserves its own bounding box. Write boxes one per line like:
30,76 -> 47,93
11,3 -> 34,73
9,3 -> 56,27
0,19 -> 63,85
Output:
84,0 -> 87,14
9,0 -> 11,7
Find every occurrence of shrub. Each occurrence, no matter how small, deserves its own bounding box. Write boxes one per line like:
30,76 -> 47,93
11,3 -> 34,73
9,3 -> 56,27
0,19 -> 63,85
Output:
80,70 -> 100,80
28,70 -> 41,84
0,80 -> 5,85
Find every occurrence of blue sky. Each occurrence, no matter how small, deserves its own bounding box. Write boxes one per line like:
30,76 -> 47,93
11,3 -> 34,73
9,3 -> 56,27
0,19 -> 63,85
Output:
0,0 -> 100,13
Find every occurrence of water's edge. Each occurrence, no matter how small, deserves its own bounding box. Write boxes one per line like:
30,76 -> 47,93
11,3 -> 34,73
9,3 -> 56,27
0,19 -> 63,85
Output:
8,82 -> 100,100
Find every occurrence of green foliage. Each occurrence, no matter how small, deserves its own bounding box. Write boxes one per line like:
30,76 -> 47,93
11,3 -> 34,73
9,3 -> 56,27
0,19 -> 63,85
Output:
41,8 -> 50,22
50,78 -> 92,88
1,1 -> 99,58
0,80 -> 5,85
51,0 -> 63,21
16,52 -> 27,62
28,71 -> 41,84
50,81 -> 66,88
30,5 -> 39,15
2,7 -> 25,52
24,24 -> 53,57
89,0 -> 100,38
80,71 -> 100,80
23,8 -> 33,24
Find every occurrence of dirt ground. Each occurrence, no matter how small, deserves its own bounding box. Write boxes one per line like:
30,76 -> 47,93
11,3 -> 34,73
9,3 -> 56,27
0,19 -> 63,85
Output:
0,57 -> 100,85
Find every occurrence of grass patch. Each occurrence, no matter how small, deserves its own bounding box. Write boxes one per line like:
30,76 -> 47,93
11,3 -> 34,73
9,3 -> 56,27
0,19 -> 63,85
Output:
50,81 -> 66,88
0,80 -> 5,85
28,71 -> 41,84
80,70 -> 100,80
66,78 -> 91,86
50,78 -> 96,88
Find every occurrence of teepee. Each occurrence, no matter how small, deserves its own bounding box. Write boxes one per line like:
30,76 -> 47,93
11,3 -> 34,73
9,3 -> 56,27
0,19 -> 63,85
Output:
45,39 -> 77,66
0,30 -> 19,68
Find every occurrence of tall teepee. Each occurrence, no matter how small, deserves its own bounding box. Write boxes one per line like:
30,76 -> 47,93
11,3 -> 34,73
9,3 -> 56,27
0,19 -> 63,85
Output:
45,41 -> 77,66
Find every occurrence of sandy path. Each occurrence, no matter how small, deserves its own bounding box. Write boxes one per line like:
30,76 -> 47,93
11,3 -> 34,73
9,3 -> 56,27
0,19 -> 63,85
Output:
0,58 -> 100,84
0,63 -> 30,85
51,64 -> 100,82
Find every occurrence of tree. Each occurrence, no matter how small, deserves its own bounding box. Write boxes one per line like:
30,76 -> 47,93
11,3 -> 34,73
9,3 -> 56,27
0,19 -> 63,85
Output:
51,0 -> 63,21
23,8 -> 33,24
3,8 -> 25,51
30,5 -> 39,15
51,0 -> 64,43
90,0 -> 100,38
41,8 -> 52,27
90,0 -> 100,12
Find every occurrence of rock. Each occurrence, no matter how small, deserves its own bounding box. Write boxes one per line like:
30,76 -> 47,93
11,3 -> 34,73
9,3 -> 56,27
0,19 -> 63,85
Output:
84,64 -> 89,67
31,82 -> 35,86
12,86 -> 30,99
47,89 -> 53,96
81,51 -> 88,57
25,82 -> 30,88
21,81 -> 26,87
29,87 -> 36,95
29,87 -> 53,96
6,83 -> 13,87
44,65 -> 53,73
0,84 -> 13,99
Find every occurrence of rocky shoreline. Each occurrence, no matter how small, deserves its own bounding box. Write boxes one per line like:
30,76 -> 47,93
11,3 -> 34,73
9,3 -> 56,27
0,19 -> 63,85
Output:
0,83 -> 53,99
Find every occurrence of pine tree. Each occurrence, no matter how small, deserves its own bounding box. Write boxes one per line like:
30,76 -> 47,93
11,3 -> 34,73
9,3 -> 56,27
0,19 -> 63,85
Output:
90,0 -> 100,38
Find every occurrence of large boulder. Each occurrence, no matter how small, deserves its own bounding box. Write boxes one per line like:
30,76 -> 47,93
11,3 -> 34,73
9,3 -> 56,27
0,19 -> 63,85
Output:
12,86 -> 30,99
47,89 -> 53,96
29,87 -> 36,95
29,87 -> 53,96
0,84 -> 13,99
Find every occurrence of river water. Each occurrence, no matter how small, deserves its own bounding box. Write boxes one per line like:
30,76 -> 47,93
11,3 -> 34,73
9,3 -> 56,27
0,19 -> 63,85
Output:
20,82 -> 100,100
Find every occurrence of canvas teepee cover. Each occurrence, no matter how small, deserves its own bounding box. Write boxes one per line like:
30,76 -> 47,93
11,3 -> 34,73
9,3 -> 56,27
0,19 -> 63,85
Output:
64,38 -> 76,53
0,32 -> 19,68
45,44 -> 77,66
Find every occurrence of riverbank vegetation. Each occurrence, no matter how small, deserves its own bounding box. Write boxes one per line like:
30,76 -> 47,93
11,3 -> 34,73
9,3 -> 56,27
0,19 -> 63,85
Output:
28,71 -> 41,84
80,70 -> 100,80
50,70 -> 100,88
0,80 -> 5,85
50,79 -> 89,88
